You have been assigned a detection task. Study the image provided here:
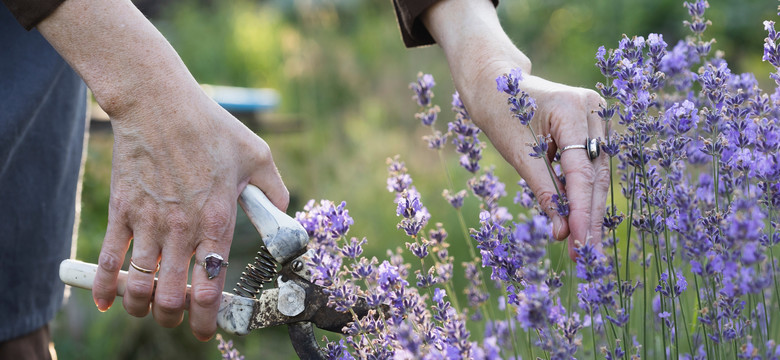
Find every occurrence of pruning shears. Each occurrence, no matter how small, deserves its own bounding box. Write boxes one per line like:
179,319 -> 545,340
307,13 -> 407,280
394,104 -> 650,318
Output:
60,185 -> 370,359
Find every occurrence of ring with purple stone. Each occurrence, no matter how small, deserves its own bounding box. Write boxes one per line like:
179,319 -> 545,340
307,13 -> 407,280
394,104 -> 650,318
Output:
199,253 -> 229,280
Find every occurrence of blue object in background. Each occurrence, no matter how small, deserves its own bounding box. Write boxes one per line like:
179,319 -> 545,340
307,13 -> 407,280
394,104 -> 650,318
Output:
201,84 -> 280,113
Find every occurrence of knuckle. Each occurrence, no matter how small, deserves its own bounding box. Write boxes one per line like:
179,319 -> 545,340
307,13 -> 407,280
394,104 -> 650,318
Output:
192,285 -> 222,308
98,252 -> 123,273
125,278 -> 153,299
253,139 -> 273,165
108,194 -> 127,213
200,203 -> 232,240
154,294 -> 186,315
595,166 -> 611,192
583,89 -> 605,108
568,165 -> 596,187
534,190 -> 558,212
165,210 -> 191,236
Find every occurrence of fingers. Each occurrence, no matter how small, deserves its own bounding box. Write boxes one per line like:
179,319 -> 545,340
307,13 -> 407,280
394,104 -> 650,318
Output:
517,150 -> 570,241
122,235 -> 161,317
587,102 -> 611,253
188,245 -> 230,341
150,242 -> 191,328
187,199 -> 236,341
93,217 -> 133,312
548,92 -> 602,259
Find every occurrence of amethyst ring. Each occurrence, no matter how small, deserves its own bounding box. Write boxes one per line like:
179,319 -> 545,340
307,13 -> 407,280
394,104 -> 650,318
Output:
200,253 -> 229,280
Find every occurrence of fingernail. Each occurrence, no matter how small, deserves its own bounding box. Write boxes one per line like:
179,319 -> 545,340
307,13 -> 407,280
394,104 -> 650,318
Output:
552,216 -> 563,239
96,299 -> 110,312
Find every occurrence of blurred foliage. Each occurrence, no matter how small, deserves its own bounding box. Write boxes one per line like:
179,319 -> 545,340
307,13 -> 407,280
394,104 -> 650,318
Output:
53,0 -> 777,359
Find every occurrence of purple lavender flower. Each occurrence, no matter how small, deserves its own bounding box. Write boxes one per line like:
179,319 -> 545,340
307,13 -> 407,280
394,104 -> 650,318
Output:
515,284 -> 554,330
340,237 -> 366,259
496,68 -> 523,96
451,91 -> 471,120
596,46 -> 620,78
326,278 -> 358,312
423,131 -> 448,150
323,339 -> 354,360
395,188 -> 430,237
415,105 -> 440,127
296,199 -> 354,245
442,189 -> 467,209
386,156 -> 413,193
217,334 -> 245,360
765,20 -> 780,85
529,135 -> 549,159
514,179 -> 536,208
467,170 -> 507,212
664,100 -> 699,134
410,72 -> 435,107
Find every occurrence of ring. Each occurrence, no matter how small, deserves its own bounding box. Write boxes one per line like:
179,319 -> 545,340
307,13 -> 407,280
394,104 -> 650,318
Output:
560,138 -> 600,161
129,258 -> 159,274
199,253 -> 229,280
560,144 -> 586,152
586,137 -> 601,160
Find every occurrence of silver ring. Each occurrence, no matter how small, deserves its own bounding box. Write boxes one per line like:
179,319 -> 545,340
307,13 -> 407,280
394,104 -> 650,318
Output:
560,144 -> 586,152
200,253 -> 229,280
129,258 -> 159,274
586,137 -> 600,161
560,138 -> 600,161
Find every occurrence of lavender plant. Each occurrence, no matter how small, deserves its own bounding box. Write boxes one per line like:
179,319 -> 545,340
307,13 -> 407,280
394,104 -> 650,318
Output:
221,1 -> 780,358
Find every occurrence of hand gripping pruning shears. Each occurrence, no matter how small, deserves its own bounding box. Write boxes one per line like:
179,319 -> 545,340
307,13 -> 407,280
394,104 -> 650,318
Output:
59,185 -> 371,359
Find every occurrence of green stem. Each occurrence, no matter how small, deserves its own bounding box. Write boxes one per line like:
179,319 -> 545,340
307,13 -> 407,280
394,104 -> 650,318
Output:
527,126 -> 563,199
693,275 -> 713,360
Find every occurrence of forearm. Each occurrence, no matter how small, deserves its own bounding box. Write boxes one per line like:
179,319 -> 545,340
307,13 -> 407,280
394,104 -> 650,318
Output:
36,0 -> 199,117
422,0 -> 531,90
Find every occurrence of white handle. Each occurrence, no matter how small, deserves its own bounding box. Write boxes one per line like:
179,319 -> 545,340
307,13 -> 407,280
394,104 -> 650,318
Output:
238,184 -> 309,264
60,259 -> 129,295
60,259 -> 256,335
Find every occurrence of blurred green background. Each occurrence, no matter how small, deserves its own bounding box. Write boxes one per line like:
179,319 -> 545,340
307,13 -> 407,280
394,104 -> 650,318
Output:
51,0 -> 777,359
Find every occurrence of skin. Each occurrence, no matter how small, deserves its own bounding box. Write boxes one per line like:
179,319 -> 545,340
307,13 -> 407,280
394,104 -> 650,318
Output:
33,0 -> 606,341
37,0 -> 288,341
423,0 -> 610,259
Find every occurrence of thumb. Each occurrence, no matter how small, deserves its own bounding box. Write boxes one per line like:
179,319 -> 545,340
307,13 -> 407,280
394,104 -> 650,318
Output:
240,136 -> 290,212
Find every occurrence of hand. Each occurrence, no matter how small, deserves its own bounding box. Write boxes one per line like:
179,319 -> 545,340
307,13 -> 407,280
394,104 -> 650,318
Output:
424,0 -> 609,259
37,0 -> 288,340
94,88 -> 288,340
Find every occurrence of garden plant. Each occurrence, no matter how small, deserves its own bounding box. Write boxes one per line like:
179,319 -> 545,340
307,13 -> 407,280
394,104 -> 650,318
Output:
220,1 -> 780,358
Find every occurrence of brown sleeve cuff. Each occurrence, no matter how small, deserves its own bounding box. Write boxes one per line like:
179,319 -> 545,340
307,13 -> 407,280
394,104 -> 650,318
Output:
393,0 -> 499,48
2,0 -> 67,30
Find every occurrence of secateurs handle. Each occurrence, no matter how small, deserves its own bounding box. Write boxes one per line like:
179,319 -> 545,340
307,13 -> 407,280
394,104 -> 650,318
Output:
238,184 -> 309,265
58,259 -> 256,335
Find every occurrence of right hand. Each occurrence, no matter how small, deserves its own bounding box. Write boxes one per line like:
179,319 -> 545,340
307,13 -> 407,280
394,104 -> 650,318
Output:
92,84 -> 288,341
37,0 -> 289,340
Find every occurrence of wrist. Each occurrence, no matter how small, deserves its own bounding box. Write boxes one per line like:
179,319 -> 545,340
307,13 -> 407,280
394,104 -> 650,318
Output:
422,0 -> 532,76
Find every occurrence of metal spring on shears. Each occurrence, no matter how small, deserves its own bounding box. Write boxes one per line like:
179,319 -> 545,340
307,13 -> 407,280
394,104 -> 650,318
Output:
233,246 -> 278,298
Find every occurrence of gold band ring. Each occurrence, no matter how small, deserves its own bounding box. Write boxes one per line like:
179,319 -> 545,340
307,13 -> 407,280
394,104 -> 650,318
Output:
129,258 -> 160,274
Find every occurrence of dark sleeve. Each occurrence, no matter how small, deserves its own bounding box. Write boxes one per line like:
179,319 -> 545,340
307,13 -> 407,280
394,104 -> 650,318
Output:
393,0 -> 499,48
1,0 -> 66,30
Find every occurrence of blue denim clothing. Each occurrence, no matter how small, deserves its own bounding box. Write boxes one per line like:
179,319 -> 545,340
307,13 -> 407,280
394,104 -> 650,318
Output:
0,5 -> 86,341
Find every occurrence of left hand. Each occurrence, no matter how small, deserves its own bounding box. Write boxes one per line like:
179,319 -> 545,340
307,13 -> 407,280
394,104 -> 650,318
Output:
423,0 -> 610,259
